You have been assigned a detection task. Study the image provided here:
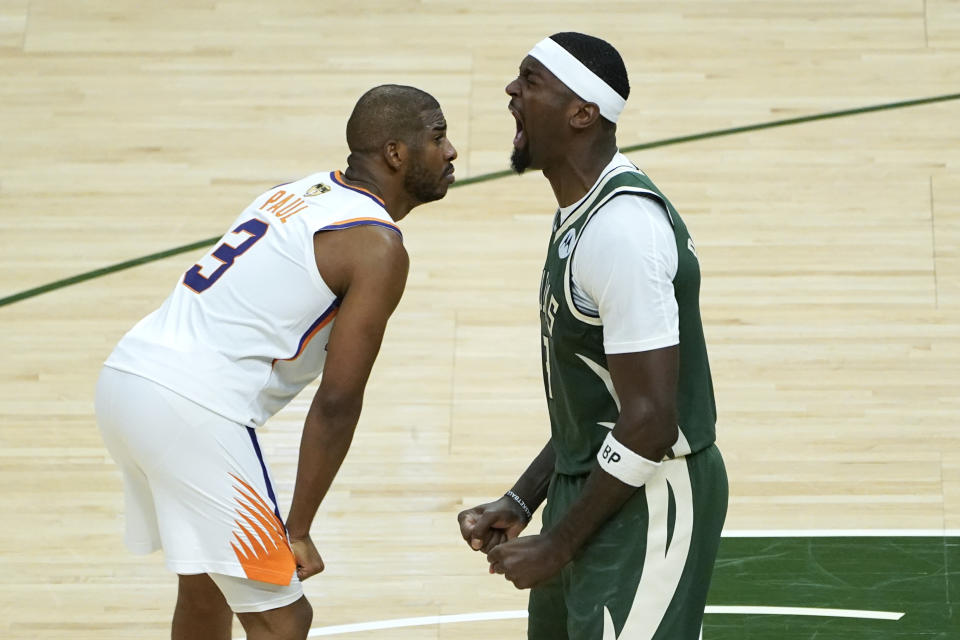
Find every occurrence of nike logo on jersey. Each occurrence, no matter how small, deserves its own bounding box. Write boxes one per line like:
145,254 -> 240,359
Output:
558,228 -> 577,260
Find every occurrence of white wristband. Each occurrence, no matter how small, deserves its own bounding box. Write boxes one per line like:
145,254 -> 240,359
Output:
597,432 -> 661,487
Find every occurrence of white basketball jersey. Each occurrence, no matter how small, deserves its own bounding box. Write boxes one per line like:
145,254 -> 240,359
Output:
105,171 -> 401,427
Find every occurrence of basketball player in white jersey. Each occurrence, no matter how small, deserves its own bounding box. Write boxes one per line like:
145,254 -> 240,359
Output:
95,84 -> 457,640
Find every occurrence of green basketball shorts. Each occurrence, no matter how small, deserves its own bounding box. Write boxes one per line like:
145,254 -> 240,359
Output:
528,444 -> 728,640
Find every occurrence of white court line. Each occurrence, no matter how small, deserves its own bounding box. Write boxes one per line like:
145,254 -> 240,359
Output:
707,606 -> 903,620
244,606 -> 903,639
303,611 -> 528,637
723,529 -> 960,537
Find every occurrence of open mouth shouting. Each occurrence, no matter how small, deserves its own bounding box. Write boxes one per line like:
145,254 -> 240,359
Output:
509,104 -> 526,150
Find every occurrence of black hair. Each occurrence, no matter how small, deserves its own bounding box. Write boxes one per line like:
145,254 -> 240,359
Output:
549,32 -> 630,101
346,84 -> 440,153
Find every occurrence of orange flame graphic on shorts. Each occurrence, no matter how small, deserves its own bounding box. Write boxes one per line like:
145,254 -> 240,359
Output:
229,473 -> 296,585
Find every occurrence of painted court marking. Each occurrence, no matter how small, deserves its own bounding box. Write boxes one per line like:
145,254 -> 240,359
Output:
303,611 -> 528,638
706,606 -> 903,621
233,529 -> 951,638
723,528 -> 960,537
243,606 -> 902,639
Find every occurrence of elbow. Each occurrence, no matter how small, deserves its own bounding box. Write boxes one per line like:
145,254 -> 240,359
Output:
619,400 -> 677,458
658,419 -> 679,455
311,388 -> 364,433
647,410 -> 678,456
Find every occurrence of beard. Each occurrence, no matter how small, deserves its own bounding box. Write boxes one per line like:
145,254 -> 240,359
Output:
404,154 -> 448,204
510,145 -> 531,174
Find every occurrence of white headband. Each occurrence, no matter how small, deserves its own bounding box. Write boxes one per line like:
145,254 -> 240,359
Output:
527,37 -> 626,123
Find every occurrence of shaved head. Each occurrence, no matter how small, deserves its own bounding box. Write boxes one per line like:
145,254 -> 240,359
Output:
346,85 -> 441,153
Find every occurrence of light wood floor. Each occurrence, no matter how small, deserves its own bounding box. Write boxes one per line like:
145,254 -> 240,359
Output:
2,1 -> 959,638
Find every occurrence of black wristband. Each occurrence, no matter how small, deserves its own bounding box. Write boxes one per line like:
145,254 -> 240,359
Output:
505,490 -> 533,521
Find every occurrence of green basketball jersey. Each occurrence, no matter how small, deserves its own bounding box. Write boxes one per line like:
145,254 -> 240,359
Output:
539,161 -> 716,475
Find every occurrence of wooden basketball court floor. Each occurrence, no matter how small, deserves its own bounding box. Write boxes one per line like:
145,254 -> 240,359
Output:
1,2 -> 958,638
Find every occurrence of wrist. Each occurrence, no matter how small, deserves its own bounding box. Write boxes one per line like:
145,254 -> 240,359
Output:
597,432 -> 661,487
285,517 -> 311,540
503,489 -> 534,521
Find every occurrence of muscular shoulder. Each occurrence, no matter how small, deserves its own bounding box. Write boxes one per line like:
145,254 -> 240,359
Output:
314,224 -> 408,299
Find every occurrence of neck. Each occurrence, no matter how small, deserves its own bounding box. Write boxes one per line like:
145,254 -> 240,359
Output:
542,138 -> 618,208
343,159 -> 415,222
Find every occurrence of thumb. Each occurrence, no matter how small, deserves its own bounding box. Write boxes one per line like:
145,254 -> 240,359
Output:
486,542 -> 505,564
470,510 -> 504,549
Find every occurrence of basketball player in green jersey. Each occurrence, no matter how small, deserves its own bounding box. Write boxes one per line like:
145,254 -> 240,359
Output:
458,33 -> 728,639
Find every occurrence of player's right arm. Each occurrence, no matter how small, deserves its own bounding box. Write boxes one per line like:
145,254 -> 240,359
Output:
457,439 -> 555,553
285,225 -> 409,581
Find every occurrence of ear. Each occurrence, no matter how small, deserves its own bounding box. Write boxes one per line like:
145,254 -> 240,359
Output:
383,140 -> 408,171
569,102 -> 601,130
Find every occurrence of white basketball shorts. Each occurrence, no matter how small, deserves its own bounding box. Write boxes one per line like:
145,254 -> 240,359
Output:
95,366 -> 303,612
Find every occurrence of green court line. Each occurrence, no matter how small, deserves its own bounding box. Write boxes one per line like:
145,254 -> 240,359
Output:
0,237 -> 220,307
2,91 -> 959,309
621,91 -> 960,153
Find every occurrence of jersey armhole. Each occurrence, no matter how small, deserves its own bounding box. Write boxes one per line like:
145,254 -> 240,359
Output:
568,190 -> 670,320
315,218 -> 403,238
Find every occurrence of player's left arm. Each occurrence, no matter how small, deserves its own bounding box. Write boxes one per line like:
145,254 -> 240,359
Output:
285,225 -> 409,580
488,196 -> 680,589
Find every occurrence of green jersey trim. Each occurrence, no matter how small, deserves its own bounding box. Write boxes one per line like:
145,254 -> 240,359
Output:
563,186 -> 673,327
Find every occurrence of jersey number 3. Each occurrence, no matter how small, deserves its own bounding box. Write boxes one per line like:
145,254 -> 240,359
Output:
183,218 -> 269,293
